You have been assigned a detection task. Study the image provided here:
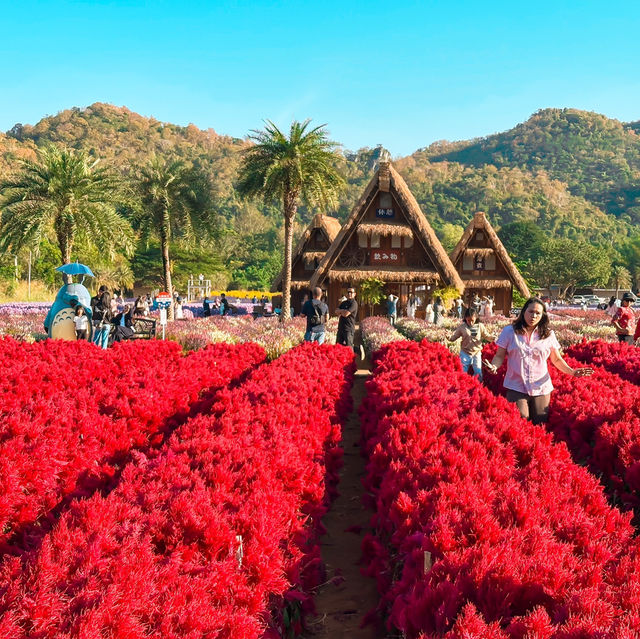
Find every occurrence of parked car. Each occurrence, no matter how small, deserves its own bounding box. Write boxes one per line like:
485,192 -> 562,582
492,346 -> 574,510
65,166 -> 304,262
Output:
584,295 -> 607,308
571,295 -> 587,305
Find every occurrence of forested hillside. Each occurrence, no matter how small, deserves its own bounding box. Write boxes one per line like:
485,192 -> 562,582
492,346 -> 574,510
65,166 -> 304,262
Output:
424,108 -> 640,221
1,103 -> 640,294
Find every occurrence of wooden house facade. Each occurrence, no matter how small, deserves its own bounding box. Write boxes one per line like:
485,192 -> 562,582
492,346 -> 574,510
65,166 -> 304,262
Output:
450,211 -> 531,314
271,213 -> 342,314
310,161 -> 463,319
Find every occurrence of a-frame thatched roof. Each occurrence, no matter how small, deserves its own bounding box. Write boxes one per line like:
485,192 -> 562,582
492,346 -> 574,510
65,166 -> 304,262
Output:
451,211 -> 531,298
310,162 -> 463,291
271,213 -> 342,292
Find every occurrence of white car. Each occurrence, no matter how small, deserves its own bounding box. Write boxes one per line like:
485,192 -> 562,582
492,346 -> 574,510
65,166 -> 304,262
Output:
571,295 -> 587,305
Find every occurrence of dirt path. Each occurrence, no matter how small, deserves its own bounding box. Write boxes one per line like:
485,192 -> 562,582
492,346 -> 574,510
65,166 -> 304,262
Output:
304,341 -> 385,638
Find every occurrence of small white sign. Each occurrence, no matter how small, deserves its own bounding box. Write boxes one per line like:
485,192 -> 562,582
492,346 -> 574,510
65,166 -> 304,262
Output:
159,308 -> 167,326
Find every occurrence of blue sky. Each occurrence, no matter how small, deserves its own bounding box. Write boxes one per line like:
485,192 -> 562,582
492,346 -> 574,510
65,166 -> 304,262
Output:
1,0 -> 639,156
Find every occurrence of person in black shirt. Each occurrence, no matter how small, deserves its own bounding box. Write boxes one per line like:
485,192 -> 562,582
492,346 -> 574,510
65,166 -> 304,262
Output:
335,287 -> 358,347
301,287 -> 329,344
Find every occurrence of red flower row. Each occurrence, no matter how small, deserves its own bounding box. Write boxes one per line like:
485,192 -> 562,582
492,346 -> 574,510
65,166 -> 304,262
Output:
0,338 -> 266,553
0,342 -> 356,638
360,339 -> 640,637
567,339 -> 640,385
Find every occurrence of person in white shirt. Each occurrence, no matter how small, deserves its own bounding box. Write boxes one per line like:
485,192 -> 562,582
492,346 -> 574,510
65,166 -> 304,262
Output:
73,305 -> 89,341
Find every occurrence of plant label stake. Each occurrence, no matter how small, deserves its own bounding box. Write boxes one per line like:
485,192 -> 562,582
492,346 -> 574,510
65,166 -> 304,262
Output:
235,534 -> 244,567
423,551 -> 432,575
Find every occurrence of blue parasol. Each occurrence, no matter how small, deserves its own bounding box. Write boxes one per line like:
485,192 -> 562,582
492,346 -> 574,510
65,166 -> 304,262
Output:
56,262 -> 95,277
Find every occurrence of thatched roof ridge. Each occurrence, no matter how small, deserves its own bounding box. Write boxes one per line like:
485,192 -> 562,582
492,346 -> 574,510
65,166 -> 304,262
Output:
451,211 -> 530,298
311,162 -> 463,291
328,267 -> 439,283
271,214 -> 342,292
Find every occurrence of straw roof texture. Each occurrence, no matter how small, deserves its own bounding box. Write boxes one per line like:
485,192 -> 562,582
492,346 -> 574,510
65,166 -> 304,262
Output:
463,247 -> 495,257
357,222 -> 414,238
271,214 -> 342,292
462,278 -> 513,289
311,162 -> 463,291
451,212 -> 530,298
302,251 -> 326,261
328,267 -> 439,283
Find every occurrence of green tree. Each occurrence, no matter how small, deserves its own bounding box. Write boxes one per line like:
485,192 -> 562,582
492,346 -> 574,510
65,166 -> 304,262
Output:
0,145 -> 133,282
134,156 -> 213,318
609,264 -> 632,296
236,120 -> 344,320
530,239 -> 611,299
359,278 -> 386,316
499,221 -> 548,263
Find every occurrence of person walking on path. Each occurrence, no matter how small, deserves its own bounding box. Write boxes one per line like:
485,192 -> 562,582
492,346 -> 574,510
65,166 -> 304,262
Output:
612,292 -> 636,344
448,308 -> 489,380
386,293 -> 399,326
484,297 -> 592,424
90,285 -> 112,349
301,286 -> 329,344
425,298 -> 434,323
433,296 -> 445,326
335,287 -> 358,348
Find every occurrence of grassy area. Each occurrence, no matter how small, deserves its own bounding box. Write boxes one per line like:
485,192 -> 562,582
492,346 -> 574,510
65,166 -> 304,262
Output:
0,280 -> 57,303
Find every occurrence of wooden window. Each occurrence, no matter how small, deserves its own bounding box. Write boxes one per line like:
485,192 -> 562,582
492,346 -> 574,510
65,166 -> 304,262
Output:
370,232 -> 380,248
358,230 -> 368,248
391,235 -> 402,248
380,193 -> 392,208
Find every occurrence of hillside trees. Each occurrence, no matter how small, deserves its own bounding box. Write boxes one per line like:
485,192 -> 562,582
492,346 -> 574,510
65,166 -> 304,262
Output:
237,120 -> 344,319
0,146 -> 133,283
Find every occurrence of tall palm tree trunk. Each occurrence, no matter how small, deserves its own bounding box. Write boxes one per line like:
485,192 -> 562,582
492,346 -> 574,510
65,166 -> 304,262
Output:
160,212 -> 174,320
57,225 -> 73,284
281,196 -> 297,321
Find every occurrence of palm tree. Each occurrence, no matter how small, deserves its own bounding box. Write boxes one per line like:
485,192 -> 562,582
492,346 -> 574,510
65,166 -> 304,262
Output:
134,156 -> 212,319
236,120 -> 344,320
610,264 -> 632,297
0,146 -> 133,283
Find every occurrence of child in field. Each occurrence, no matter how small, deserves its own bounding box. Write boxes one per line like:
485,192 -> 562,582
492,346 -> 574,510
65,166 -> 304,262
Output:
74,305 -> 89,341
448,307 -> 488,380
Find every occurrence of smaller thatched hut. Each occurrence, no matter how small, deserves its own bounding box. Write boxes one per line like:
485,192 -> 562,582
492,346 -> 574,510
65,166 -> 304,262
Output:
271,213 -> 342,314
450,211 -> 530,314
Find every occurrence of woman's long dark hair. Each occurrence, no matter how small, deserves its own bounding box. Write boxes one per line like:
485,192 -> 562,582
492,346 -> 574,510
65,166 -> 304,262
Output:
513,297 -> 551,338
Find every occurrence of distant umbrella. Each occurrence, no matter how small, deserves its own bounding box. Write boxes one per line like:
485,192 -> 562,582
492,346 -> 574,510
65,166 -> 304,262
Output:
55,263 -> 95,277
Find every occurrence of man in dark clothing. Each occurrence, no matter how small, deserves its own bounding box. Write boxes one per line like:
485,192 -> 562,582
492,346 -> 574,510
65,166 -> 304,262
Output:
301,287 -> 328,344
112,304 -> 135,342
203,296 -> 211,317
220,293 -> 230,316
335,287 -> 358,348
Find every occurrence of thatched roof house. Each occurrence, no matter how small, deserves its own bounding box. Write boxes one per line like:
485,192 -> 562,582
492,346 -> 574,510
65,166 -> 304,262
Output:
450,211 -> 531,314
271,213 -> 342,311
311,161 -> 463,318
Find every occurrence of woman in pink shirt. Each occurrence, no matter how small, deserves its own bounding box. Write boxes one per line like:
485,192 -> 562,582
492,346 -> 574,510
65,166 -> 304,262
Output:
484,298 -> 592,424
